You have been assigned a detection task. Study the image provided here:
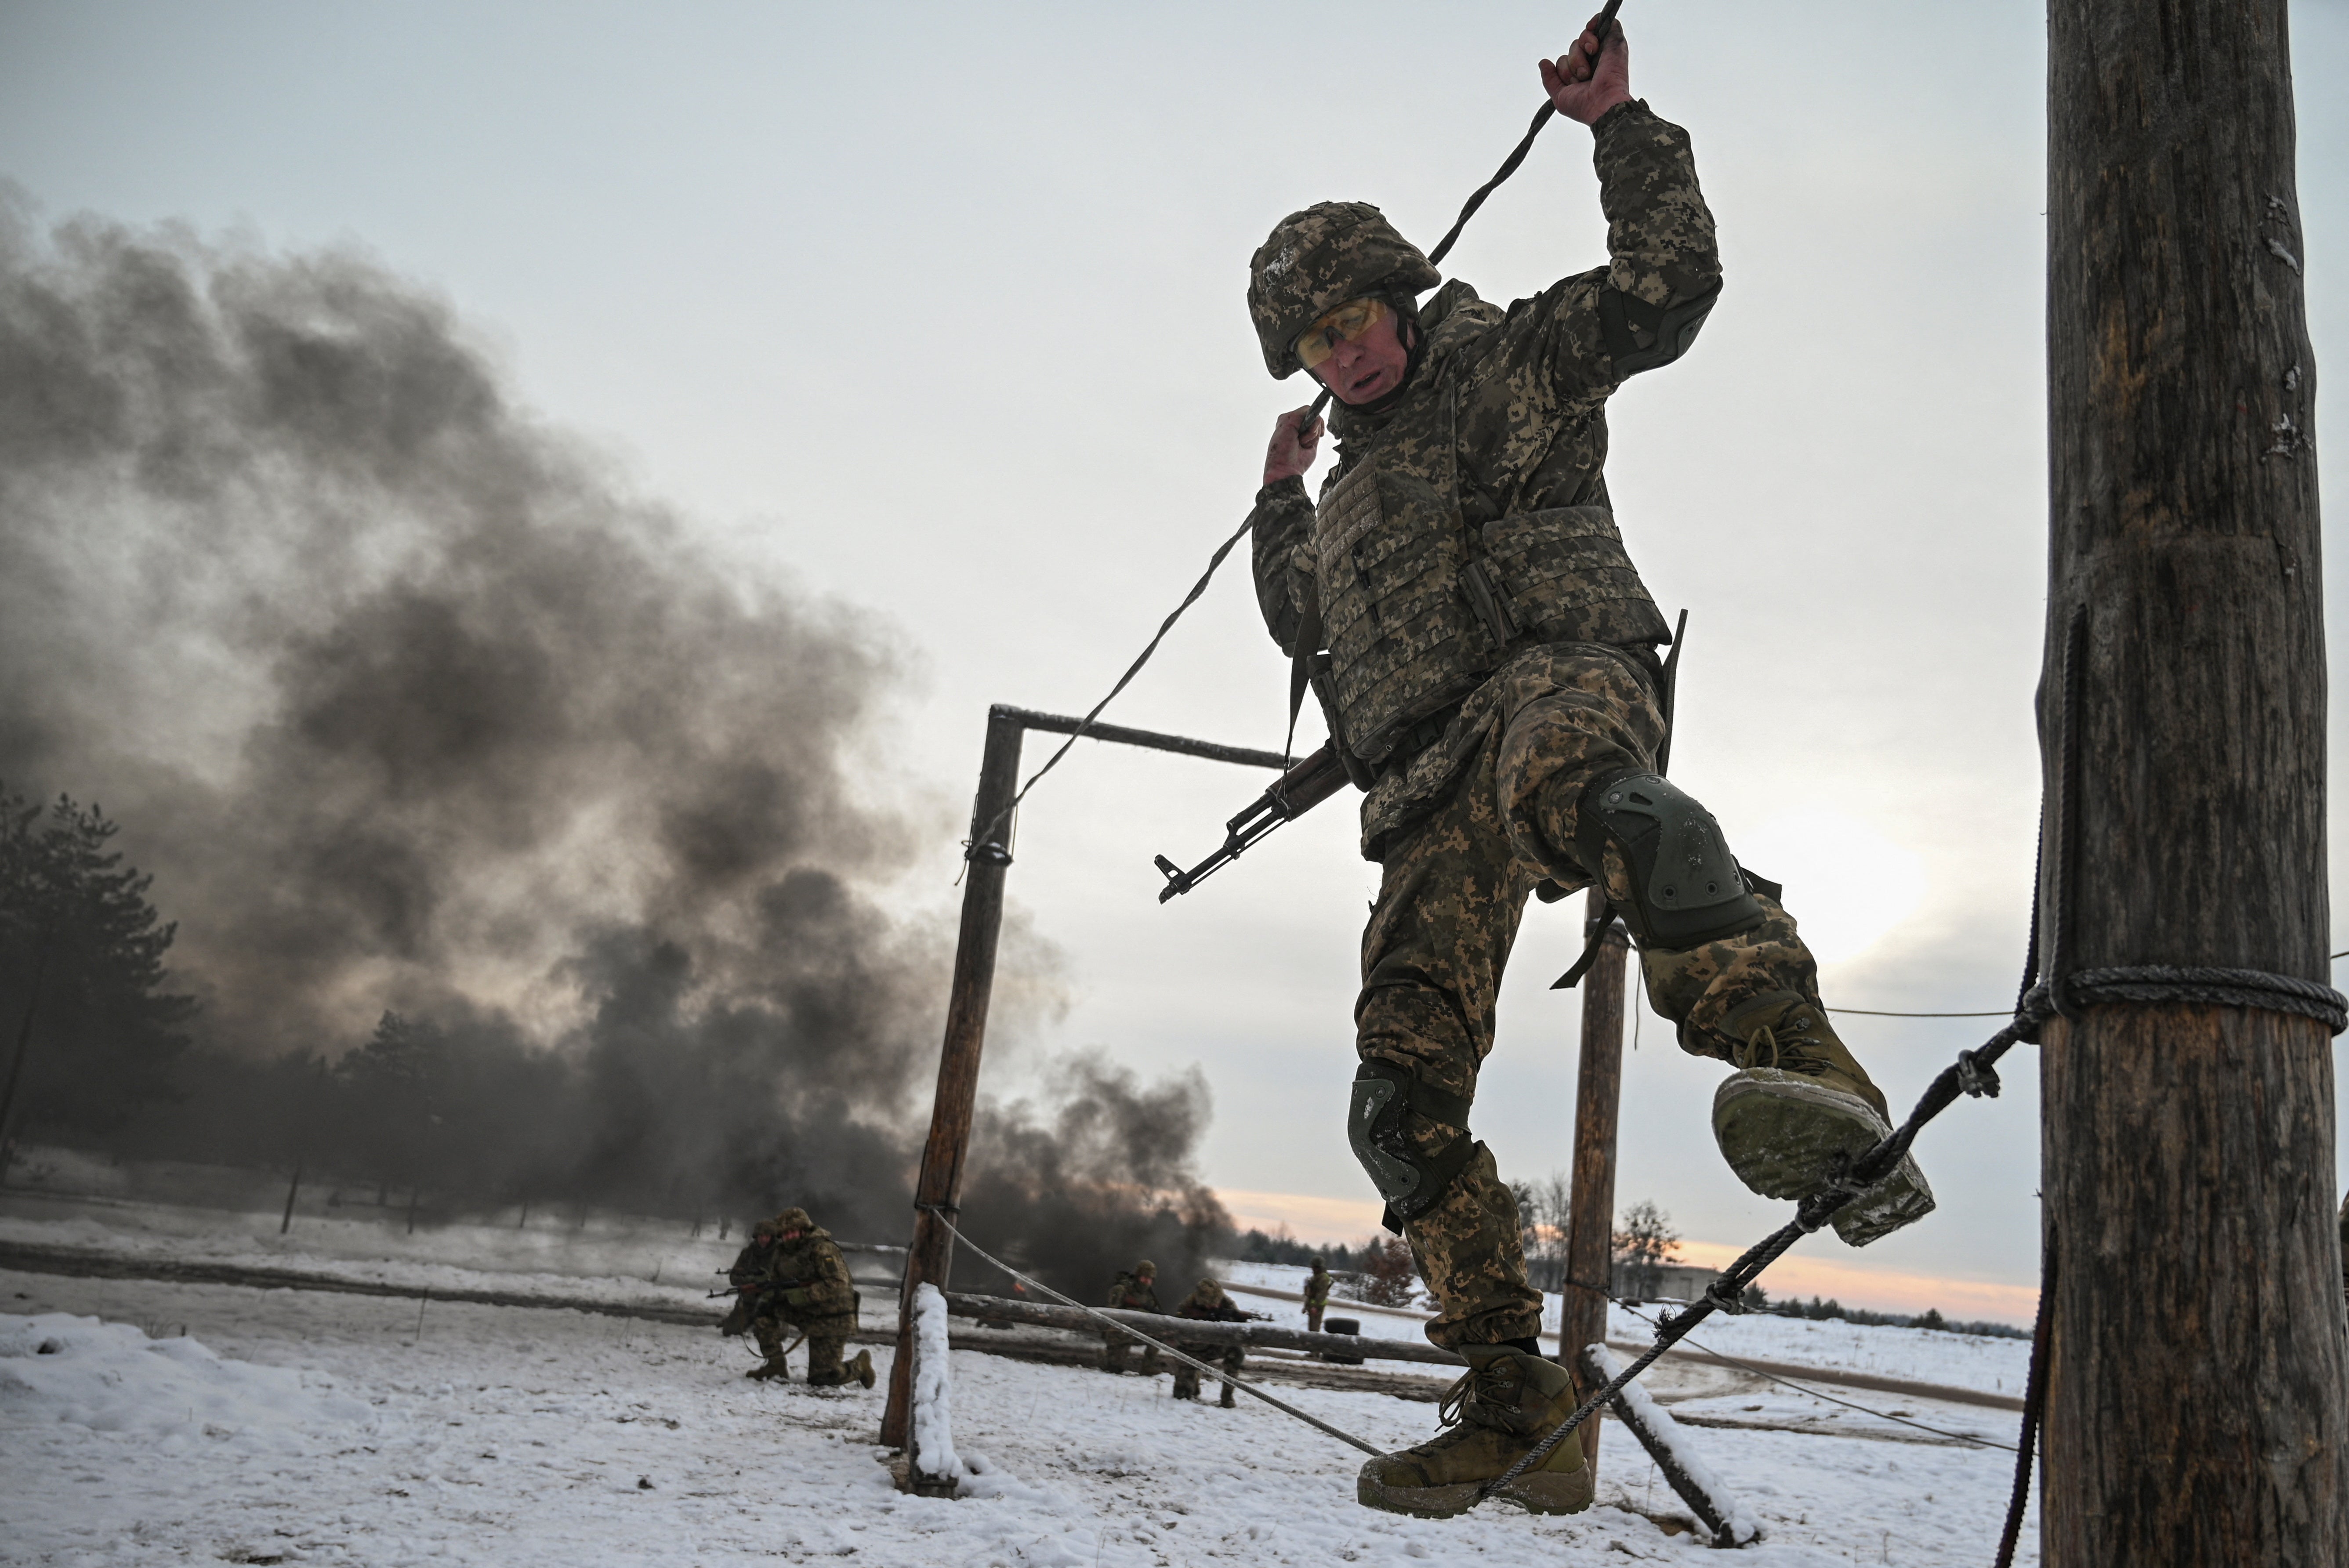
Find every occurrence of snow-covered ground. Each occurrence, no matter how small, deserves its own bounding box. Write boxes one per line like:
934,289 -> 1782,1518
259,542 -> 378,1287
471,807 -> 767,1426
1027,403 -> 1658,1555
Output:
0,1195 -> 2037,1565
1218,1260 -> 2032,1401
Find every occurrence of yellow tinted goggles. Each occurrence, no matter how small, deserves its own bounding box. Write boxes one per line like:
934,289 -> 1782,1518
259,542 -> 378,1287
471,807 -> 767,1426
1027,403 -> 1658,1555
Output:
1293,297 -> 1389,371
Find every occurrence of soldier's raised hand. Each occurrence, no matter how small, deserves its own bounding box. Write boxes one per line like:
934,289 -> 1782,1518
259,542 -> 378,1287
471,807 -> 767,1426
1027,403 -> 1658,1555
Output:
1540,12 -> 1631,127
1264,405 -> 1324,485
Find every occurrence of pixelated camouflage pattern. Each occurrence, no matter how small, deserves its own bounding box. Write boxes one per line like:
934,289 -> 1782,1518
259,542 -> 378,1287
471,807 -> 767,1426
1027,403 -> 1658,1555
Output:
803,1340 -> 872,1388
1249,101 -> 1715,828
1248,202 -> 1443,378
1356,646 -> 1830,1347
1099,1267 -> 1165,1374
765,1225 -> 858,1322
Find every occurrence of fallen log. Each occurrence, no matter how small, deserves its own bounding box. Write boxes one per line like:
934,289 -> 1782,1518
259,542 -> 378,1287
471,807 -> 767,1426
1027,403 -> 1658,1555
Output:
939,1289 -> 1465,1368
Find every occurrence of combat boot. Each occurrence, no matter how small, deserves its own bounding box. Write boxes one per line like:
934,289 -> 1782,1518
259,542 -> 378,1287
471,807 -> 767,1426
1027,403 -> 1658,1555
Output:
1711,992 -> 1935,1245
848,1348 -> 875,1390
1356,1345 -> 1594,1519
745,1356 -> 790,1381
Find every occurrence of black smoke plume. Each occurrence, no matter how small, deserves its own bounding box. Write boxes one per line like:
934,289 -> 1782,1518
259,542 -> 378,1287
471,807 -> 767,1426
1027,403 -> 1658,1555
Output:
0,199 -> 1230,1293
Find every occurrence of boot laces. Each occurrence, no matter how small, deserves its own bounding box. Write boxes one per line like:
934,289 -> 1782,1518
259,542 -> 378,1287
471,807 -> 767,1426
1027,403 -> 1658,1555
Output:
1436,1358 -> 1524,1431
1734,1013 -> 1830,1075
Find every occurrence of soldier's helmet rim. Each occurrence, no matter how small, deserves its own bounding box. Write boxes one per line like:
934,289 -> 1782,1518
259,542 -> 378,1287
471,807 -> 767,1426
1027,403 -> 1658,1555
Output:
773,1206 -> 813,1232
1135,1260 -> 1156,1275
1247,200 -> 1440,380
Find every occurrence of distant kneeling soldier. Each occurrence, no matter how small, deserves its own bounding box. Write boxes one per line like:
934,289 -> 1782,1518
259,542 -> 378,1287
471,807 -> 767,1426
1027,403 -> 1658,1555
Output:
1101,1260 -> 1163,1375
1304,1258 -> 1334,1333
763,1207 -> 875,1389
722,1217 -> 789,1377
1169,1278 -> 1254,1409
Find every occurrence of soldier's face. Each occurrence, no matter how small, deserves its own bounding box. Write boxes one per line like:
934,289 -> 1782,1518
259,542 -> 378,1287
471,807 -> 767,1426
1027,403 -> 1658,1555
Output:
781,1229 -> 803,1242
1311,312 -> 1410,406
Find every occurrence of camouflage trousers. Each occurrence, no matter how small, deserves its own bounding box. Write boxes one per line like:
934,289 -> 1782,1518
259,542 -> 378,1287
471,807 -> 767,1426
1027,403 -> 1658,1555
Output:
1358,645 -> 1822,1349
754,1311 -> 859,1383
1101,1333 -> 1163,1376
1171,1342 -> 1244,1405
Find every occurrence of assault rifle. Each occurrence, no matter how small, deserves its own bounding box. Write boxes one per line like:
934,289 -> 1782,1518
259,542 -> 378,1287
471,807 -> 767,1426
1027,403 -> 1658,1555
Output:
1153,741 -> 1353,902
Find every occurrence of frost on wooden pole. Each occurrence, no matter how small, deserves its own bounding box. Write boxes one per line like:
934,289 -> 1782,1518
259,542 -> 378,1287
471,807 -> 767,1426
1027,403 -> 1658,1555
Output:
2042,1 -> 2346,1561
906,1283 -> 965,1498
1581,1344 -> 1758,1548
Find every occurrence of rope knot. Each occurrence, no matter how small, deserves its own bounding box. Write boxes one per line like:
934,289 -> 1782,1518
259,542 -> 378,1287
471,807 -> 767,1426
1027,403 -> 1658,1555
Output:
1957,1048 -> 2002,1099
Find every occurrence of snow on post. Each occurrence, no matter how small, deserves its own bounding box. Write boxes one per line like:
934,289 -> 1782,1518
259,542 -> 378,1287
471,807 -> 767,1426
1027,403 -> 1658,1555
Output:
908,1282 -> 965,1496
1582,1343 -> 1760,1547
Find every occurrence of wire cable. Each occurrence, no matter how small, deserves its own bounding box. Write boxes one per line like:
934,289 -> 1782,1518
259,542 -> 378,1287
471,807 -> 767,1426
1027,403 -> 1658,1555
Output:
916,1206 -> 1384,1457
1606,1301 -> 2017,1452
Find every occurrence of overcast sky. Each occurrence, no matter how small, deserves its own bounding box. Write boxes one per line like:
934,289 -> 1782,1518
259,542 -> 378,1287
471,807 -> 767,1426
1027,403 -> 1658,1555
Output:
4,0 -> 2344,1319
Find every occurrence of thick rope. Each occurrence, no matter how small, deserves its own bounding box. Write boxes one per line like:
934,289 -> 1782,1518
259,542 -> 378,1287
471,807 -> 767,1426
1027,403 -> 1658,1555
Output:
1482,960 -> 2345,1504
1993,1232 -> 2056,1568
967,516 -> 1256,858
915,1206 -> 1385,1457
986,7 -> 1638,842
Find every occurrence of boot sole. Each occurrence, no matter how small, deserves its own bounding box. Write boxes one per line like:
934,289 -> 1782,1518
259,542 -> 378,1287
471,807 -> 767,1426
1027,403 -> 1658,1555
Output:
1356,1457 -> 1595,1520
1713,1071 -> 1936,1243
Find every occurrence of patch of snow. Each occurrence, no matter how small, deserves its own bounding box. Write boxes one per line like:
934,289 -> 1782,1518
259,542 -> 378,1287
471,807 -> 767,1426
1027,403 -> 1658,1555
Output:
0,1312 -> 372,1454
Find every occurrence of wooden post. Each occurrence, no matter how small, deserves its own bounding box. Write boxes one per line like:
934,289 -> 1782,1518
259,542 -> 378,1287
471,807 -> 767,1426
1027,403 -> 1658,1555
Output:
881,706 -> 1025,1450
280,1056 -> 326,1235
2042,3 -> 2345,1561
1561,891 -> 1628,1470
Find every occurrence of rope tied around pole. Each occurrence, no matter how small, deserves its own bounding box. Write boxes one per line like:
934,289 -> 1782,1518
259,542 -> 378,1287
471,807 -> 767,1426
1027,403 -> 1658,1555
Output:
912,1205 -> 1386,1458
1480,960 -> 2346,1506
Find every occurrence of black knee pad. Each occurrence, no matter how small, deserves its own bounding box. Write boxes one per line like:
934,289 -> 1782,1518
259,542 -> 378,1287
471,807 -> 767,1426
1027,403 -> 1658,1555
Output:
1575,767 -> 1766,949
1348,1061 -> 1479,1227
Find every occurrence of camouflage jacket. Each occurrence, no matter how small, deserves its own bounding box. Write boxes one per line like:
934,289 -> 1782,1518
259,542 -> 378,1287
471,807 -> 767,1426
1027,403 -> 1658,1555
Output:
1247,99 -> 1719,859
763,1228 -> 859,1321
1303,1267 -> 1332,1307
728,1239 -> 777,1292
1107,1271 -> 1161,1313
1176,1281 -> 1251,1323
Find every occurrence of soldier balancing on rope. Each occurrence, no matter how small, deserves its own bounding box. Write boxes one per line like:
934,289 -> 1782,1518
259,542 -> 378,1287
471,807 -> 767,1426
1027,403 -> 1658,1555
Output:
1241,12 -> 1934,1518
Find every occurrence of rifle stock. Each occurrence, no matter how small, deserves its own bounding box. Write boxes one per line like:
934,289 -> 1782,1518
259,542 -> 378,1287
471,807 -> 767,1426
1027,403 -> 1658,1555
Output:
1154,741 -> 1352,902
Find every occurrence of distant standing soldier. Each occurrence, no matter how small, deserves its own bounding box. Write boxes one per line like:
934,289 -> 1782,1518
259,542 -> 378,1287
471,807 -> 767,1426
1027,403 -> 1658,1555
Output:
1304,1258 -> 1334,1333
1101,1260 -> 1163,1375
1169,1277 -> 1255,1408
721,1217 -> 788,1376
761,1207 -> 876,1389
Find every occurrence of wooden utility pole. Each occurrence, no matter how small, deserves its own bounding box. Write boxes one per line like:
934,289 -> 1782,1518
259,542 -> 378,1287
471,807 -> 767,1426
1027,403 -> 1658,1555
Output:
2041,3 -> 2344,1560
1560,891 -> 1628,1470
881,706 -> 1023,1451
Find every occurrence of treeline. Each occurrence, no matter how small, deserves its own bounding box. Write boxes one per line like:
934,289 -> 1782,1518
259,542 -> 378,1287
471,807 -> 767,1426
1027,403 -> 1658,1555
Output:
1754,1292 -> 2029,1340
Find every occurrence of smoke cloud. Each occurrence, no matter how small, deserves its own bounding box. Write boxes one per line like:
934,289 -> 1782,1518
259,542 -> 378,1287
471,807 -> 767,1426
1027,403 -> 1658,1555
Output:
0,198 -> 1230,1293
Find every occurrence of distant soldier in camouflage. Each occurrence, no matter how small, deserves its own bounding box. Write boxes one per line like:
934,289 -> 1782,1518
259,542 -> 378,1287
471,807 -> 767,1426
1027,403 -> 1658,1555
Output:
1303,1258 -> 1334,1333
721,1218 -> 790,1375
749,1207 -> 875,1389
1168,1277 -> 1254,1408
1100,1260 -> 1163,1375
1243,16 -> 1931,1518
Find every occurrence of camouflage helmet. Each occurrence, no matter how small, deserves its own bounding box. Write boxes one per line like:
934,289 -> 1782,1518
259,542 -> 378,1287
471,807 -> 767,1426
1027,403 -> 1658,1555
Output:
752,1217 -> 779,1238
1248,202 -> 1440,379
1135,1260 -> 1157,1277
774,1207 -> 813,1233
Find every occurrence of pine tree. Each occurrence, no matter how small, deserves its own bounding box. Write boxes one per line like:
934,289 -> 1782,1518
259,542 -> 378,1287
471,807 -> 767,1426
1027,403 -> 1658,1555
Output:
0,786 -> 195,1145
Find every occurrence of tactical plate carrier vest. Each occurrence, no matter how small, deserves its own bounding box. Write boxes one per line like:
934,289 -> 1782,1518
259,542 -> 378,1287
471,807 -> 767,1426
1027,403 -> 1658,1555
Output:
1311,388 -> 1670,766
